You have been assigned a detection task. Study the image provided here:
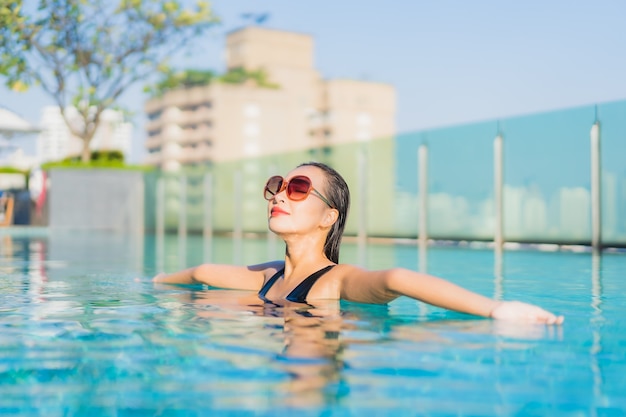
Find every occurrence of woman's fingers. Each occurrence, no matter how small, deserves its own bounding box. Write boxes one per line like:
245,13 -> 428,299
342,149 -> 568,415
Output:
491,301 -> 564,325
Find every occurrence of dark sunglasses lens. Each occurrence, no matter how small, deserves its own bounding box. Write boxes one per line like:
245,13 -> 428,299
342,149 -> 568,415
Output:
287,177 -> 312,200
264,176 -> 283,200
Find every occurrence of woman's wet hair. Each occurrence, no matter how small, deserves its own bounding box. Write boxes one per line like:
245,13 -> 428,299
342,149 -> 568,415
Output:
298,161 -> 350,263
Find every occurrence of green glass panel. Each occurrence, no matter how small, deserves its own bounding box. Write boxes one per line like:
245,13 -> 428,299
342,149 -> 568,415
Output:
500,105 -> 595,243
598,100 -> 626,245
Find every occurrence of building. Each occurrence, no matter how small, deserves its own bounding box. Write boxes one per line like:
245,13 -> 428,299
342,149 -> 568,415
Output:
0,106 -> 40,171
37,106 -> 133,163
144,26 -> 396,171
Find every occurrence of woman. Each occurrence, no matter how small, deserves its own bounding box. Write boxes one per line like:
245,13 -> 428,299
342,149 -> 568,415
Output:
154,162 -> 564,324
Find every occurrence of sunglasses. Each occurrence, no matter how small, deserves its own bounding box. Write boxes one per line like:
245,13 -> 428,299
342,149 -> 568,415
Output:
263,175 -> 333,208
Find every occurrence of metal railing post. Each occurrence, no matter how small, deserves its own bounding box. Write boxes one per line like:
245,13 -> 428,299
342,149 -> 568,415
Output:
233,170 -> 243,264
178,175 -> 187,241
178,174 -> 187,269
494,134 -> 504,250
418,144 -> 429,252
590,121 -> 602,251
156,176 -> 165,273
357,145 -> 368,265
203,172 -> 213,263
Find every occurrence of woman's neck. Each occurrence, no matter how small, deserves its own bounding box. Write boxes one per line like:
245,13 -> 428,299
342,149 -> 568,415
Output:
282,235 -> 331,281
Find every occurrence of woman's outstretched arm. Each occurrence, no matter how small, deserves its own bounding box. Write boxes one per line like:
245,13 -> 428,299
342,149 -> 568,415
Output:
339,266 -> 564,324
152,261 -> 283,291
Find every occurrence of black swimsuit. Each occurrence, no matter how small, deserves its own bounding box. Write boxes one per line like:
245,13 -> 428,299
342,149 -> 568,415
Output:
258,265 -> 335,303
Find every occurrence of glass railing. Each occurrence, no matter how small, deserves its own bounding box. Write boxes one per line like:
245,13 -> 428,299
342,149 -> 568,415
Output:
499,105 -> 596,243
395,122 -> 498,240
597,100 -> 626,246
144,99 -> 626,247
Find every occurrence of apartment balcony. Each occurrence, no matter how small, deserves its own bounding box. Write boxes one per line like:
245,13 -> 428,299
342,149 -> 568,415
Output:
145,135 -> 163,150
178,145 -> 213,164
145,118 -> 163,133
178,125 -> 212,145
308,125 -> 333,143
145,105 -> 211,133
182,107 -> 212,125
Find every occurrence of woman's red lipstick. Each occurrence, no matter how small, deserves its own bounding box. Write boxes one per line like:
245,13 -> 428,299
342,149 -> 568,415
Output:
271,207 -> 289,216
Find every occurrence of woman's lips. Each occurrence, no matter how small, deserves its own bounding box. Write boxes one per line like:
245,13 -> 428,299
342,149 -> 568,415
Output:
271,207 -> 289,216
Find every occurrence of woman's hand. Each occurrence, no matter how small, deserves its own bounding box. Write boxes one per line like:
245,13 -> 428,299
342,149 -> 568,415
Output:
490,301 -> 564,325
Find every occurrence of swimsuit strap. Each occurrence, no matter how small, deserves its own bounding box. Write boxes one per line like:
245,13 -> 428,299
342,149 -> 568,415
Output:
258,268 -> 285,302
286,265 -> 335,303
257,265 -> 336,304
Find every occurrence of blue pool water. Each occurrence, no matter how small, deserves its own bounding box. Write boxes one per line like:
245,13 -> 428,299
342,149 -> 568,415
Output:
1,232 -> 625,416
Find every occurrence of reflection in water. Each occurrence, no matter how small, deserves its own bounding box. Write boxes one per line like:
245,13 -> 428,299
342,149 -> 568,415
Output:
0,236 -> 49,295
203,231 -> 212,263
391,317 -> 560,344
591,252 -> 602,317
417,241 -> 429,317
157,273 -> 568,410
178,233 -> 187,271
26,239 -> 48,300
493,246 -> 503,301
156,231 -> 165,273
418,240 -> 427,274
3,235 -> 602,413
167,288 -> 348,407
590,252 -> 604,406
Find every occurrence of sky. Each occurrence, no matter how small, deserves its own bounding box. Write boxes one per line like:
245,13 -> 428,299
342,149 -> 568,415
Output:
1,0 -> 626,162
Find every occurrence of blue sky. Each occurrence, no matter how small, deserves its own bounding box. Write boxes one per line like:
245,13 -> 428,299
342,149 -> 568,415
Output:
2,0 -> 626,162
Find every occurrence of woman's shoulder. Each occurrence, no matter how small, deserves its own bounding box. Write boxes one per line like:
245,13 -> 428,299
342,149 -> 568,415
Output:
247,260 -> 285,282
331,263 -> 366,275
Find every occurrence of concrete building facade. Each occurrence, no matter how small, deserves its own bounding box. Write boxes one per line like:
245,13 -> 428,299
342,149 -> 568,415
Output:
144,26 -> 396,170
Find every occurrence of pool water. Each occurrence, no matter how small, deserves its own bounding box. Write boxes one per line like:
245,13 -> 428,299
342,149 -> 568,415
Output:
1,232 -> 625,416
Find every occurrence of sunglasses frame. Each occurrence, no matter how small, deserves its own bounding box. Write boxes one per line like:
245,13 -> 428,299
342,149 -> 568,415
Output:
264,175 -> 333,208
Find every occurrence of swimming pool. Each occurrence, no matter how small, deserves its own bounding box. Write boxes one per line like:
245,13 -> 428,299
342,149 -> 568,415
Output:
1,231 -> 625,416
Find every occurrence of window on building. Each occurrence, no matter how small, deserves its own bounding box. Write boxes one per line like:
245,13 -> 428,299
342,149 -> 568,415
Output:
243,104 -> 260,118
148,111 -> 162,121
356,112 -> 372,127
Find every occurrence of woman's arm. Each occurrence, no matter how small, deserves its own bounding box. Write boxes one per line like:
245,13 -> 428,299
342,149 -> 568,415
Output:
153,261 -> 283,291
339,266 -> 563,324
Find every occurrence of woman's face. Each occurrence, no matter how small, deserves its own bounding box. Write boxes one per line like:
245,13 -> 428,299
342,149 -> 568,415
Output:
266,165 -> 336,236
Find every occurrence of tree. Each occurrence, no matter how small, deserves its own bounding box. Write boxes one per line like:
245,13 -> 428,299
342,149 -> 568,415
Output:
146,68 -> 216,97
147,67 -> 280,98
0,0 -> 218,163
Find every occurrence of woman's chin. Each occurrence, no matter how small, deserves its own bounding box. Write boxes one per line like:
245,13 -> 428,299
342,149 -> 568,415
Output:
268,223 -> 293,237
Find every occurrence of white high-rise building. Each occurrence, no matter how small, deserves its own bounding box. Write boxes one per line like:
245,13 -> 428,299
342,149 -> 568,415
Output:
37,106 -> 133,163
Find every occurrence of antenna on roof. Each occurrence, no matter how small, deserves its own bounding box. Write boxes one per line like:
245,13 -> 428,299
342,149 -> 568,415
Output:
240,12 -> 270,26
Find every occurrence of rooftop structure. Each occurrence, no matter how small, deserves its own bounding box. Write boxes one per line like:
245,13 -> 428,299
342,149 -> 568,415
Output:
0,107 -> 40,137
144,26 -> 396,171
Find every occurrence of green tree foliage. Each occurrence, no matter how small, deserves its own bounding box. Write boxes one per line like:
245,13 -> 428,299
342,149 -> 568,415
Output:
146,68 -> 216,97
148,66 -> 280,96
219,67 -> 279,88
0,0 -> 218,163
63,149 -> 125,163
